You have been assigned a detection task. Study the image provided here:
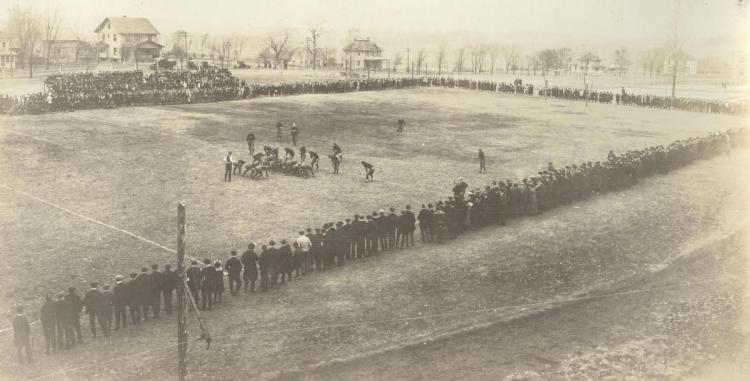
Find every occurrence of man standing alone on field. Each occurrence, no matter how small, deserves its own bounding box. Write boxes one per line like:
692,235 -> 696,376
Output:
396,116 -> 406,135
224,151 -> 234,182
290,123 -> 300,145
276,121 -> 283,141
478,149 -> 486,173
246,132 -> 255,155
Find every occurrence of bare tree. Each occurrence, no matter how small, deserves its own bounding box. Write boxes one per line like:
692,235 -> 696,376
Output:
42,4 -> 63,69
233,38 -> 246,64
8,5 -> 42,78
307,25 -> 323,70
578,52 -> 600,105
537,49 -> 560,93
641,47 -> 667,78
502,46 -> 519,74
200,34 -> 209,58
393,52 -> 402,73
487,45 -> 499,74
416,49 -> 426,75
454,47 -> 465,73
320,48 -> 336,68
525,55 -> 537,76
267,31 -> 291,70
219,38 -> 232,69
435,45 -> 447,76
556,47 -> 572,74
613,47 -> 631,76
469,44 -> 486,74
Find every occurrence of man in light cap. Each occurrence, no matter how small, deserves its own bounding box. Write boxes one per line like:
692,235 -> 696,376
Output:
112,275 -> 128,329
453,177 -> 468,199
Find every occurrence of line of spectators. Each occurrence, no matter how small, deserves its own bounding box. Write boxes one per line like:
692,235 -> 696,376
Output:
2,70 -> 746,115
13,128 -> 747,364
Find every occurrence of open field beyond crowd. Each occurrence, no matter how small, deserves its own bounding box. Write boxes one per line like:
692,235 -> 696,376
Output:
0,87 -> 748,380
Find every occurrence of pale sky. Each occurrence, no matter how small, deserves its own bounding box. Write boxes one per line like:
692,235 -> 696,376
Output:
3,0 -> 749,53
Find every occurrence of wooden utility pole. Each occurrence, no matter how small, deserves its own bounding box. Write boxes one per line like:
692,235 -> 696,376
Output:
177,202 -> 188,381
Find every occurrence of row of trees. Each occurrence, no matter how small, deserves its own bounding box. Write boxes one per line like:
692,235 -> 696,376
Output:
167,27 -> 340,70
388,45 -> 636,77
5,4 -> 102,77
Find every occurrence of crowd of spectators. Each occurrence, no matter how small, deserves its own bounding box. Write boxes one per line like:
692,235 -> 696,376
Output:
1,68 -> 745,115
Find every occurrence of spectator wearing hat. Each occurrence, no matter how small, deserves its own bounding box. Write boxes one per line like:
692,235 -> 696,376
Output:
241,244 -> 259,293
82,282 -> 105,337
161,264 -> 180,315
100,285 -> 113,334
186,260 -> 203,305
200,259 -> 216,310
277,240 -> 293,283
63,287 -> 83,346
399,205 -> 416,247
259,242 -> 276,291
135,267 -> 152,320
386,207 -> 400,249
225,251 -> 242,296
127,273 -> 141,325
213,260 -> 225,303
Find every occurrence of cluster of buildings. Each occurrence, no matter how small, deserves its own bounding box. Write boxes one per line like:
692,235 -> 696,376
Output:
0,14 -> 389,74
0,14 -> 745,80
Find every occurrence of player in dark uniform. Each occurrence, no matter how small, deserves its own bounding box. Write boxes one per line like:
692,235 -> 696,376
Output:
396,117 -> 406,135
309,151 -> 319,169
362,161 -> 375,181
332,143 -> 342,161
299,146 -> 307,162
329,154 -> 341,174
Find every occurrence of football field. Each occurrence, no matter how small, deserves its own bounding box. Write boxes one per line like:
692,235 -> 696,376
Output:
0,87 -> 744,313
0,86 -> 749,380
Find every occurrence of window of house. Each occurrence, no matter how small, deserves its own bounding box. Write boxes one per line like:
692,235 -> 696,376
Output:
114,34 -> 117,42
108,23 -> 110,29
2,42 -> 5,48
114,47 -> 118,55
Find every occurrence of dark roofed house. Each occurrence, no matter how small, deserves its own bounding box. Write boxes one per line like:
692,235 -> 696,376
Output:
94,16 -> 162,62
343,38 -> 386,71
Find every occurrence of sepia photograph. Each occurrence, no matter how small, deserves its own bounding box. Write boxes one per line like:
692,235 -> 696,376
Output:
0,0 -> 748,380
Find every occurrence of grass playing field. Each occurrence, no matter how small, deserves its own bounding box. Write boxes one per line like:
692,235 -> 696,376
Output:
0,86 -> 748,380
0,87 -> 745,314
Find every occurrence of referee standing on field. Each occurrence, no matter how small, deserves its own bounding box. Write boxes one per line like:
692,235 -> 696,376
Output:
224,151 -> 234,182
